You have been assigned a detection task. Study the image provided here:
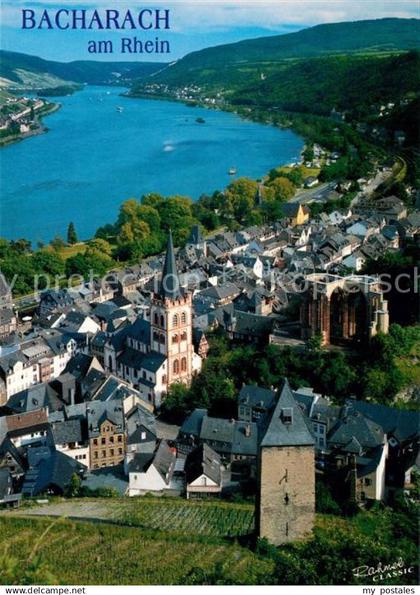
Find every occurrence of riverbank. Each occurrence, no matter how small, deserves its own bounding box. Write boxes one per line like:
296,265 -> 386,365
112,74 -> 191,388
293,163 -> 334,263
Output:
0,101 -> 61,148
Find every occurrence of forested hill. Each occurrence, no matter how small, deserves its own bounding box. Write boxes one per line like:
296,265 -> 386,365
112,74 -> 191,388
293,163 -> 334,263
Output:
0,50 -> 166,87
148,18 -> 420,86
231,51 -> 420,118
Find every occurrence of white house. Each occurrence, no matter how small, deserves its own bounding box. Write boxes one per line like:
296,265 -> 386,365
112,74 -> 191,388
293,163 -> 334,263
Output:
127,441 -> 183,496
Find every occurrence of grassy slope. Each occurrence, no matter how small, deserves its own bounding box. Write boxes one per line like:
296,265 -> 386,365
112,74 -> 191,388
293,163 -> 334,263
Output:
0,513 -> 271,585
15,496 -> 255,537
1,501 -> 417,585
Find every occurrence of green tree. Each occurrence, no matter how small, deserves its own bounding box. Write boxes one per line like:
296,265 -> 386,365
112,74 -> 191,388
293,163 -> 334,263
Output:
50,235 -> 65,251
66,473 -> 82,498
88,238 -> 113,256
268,176 -> 296,201
32,251 -> 65,284
223,177 -> 259,223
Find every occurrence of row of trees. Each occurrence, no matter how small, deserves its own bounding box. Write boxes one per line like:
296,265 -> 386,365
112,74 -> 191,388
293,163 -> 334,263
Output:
0,236 -> 115,295
94,174 -> 301,262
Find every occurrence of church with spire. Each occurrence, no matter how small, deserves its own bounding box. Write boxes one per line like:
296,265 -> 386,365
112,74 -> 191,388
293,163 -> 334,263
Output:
104,231 -> 203,409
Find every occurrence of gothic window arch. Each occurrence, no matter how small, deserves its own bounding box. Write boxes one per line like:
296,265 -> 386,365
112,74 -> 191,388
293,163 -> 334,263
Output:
181,357 -> 187,372
154,313 -> 159,325
173,314 -> 179,327
172,334 -> 179,344
180,331 -> 187,342
160,315 -> 164,327
173,359 -> 179,374
181,312 -> 187,325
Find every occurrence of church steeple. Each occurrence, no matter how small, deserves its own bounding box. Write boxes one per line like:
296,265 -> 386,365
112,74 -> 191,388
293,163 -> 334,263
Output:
159,229 -> 182,300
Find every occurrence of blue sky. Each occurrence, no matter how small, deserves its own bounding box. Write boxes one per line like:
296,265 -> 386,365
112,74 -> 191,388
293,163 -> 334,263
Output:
2,1 -> 419,62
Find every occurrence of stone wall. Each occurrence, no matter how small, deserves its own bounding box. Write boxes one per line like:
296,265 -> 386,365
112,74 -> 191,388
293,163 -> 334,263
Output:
257,445 -> 315,545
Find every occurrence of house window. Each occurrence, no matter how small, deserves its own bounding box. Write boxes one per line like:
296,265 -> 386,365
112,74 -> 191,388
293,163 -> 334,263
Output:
172,334 -> 179,344
93,439 -> 98,446
141,432 -> 146,440
365,478 -> 372,486
173,314 -> 179,327
160,315 -> 164,327
110,449 -> 114,457
173,359 -> 179,374
102,450 -> 106,458
181,331 -> 187,341
118,435 -> 122,443
154,313 -> 158,325
162,375 -> 167,384
118,448 -> 123,455
94,452 -> 98,459
181,312 -> 187,325
281,408 -> 293,424
181,357 -> 187,372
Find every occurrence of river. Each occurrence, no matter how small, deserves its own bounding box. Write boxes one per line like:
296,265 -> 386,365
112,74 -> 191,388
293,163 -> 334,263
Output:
0,85 -> 303,243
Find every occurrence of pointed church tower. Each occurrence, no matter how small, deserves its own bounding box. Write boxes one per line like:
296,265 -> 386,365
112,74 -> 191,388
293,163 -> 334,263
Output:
257,379 -> 315,544
150,231 -> 194,389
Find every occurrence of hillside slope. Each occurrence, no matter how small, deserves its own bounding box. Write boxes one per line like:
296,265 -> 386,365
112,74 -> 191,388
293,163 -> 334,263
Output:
148,18 -> 420,86
231,51 -> 420,117
0,50 -> 167,88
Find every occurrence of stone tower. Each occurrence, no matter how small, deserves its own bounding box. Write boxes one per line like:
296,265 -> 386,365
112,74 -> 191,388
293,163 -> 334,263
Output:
257,379 -> 315,545
150,230 -> 194,386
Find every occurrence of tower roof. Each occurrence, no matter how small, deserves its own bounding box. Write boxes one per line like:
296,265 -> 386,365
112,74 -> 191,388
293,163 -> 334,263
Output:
159,230 -> 182,300
261,379 -> 315,447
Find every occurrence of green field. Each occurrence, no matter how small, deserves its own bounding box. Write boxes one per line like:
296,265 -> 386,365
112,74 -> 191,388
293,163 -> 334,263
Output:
1,497 -> 418,585
116,498 -> 254,537
11,496 -> 255,538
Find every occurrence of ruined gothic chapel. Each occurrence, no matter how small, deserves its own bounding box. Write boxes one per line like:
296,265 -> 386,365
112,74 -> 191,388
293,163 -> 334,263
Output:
301,274 -> 389,346
104,231 -> 202,408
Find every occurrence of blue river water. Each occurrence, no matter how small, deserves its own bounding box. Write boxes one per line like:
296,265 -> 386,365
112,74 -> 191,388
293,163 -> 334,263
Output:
0,85 -> 303,243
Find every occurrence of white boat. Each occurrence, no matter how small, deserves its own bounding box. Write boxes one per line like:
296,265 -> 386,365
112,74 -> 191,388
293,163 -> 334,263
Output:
116,106 -> 124,113
228,167 -> 237,175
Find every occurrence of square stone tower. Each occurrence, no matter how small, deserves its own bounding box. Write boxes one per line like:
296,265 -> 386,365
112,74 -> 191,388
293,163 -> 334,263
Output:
257,379 -> 315,545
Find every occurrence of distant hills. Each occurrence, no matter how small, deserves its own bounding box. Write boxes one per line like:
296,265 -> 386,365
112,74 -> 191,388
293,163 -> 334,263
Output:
1,18 -> 419,106
146,18 -> 420,87
0,50 -> 166,90
231,51 -> 420,118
